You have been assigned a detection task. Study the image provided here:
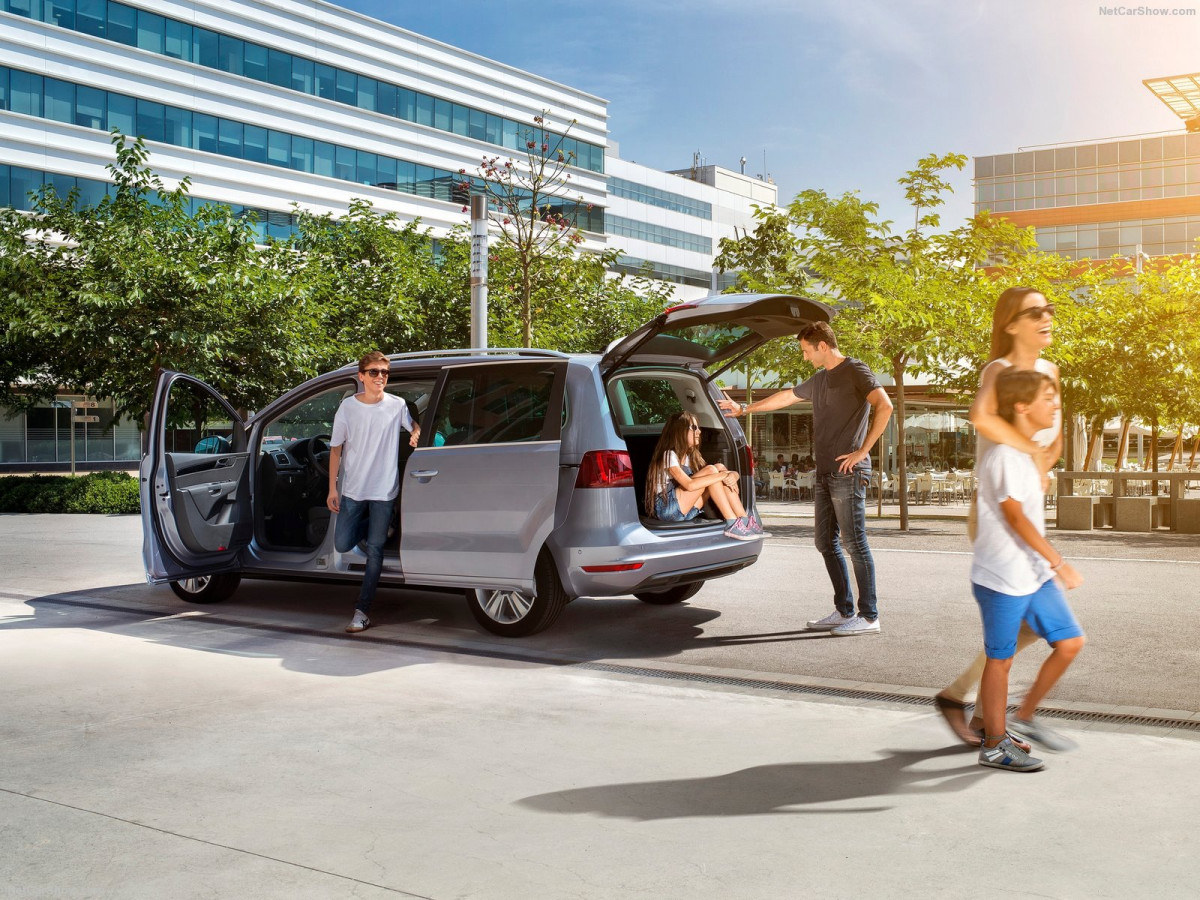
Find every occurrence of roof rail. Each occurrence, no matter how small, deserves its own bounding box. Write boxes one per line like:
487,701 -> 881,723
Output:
384,348 -> 571,361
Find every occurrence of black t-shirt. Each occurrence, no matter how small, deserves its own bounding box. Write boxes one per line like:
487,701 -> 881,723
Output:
791,358 -> 881,475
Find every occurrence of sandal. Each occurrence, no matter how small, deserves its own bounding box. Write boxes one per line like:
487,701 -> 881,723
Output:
934,693 -> 981,747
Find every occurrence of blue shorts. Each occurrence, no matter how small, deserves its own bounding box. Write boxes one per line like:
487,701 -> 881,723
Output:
654,487 -> 701,522
972,579 -> 1084,659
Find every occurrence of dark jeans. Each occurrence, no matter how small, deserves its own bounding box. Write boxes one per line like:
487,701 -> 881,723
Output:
813,470 -> 878,620
333,496 -> 392,614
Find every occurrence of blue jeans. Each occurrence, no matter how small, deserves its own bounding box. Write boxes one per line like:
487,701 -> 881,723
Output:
813,470 -> 878,620
333,496 -> 392,614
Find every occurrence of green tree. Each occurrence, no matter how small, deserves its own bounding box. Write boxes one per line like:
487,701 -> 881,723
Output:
283,201 -> 471,367
0,133 -> 309,422
718,153 -> 1041,529
470,112 -> 593,347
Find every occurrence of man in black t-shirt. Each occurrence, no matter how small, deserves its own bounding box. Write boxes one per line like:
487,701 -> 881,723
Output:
720,322 -> 893,636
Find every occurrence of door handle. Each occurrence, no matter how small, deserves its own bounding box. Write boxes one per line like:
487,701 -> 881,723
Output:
410,469 -> 439,479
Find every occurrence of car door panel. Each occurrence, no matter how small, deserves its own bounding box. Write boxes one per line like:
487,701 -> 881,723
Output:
141,372 -> 251,583
400,360 -> 566,590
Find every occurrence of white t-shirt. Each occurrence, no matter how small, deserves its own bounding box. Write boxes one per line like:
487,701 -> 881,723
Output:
975,356 -> 1060,459
971,443 -> 1053,595
654,450 -> 691,497
330,392 -> 415,502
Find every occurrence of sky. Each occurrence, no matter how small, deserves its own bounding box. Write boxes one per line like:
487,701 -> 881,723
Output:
335,0 -> 1200,230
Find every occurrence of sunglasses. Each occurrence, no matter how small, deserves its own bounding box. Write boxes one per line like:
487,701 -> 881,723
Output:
1012,303 -> 1056,322
361,368 -> 390,378
688,424 -> 703,432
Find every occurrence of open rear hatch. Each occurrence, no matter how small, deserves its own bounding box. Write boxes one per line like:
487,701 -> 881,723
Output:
600,292 -> 834,381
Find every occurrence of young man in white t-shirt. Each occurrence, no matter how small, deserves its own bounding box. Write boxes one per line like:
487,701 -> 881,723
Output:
972,368 -> 1085,772
327,351 -> 420,633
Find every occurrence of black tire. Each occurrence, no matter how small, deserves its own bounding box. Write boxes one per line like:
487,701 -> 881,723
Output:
466,552 -> 569,637
634,581 -> 704,605
169,573 -> 241,604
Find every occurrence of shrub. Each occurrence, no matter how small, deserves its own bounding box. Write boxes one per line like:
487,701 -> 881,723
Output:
0,472 -> 140,514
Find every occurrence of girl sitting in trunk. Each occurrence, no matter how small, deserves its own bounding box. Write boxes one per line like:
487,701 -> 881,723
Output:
644,411 -> 760,540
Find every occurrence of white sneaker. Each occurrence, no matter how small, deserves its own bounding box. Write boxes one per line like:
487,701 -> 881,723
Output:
345,610 -> 370,633
806,611 -> 854,631
831,615 -> 881,637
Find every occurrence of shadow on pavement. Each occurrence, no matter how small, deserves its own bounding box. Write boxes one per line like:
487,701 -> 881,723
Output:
517,746 -> 985,819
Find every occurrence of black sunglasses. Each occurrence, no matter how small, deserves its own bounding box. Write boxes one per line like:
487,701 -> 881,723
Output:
1012,303 -> 1056,322
361,368 -> 390,378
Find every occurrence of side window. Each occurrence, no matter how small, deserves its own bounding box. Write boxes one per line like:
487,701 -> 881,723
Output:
613,378 -> 682,427
386,378 -> 436,427
259,384 -> 351,452
434,365 -> 559,446
164,380 -> 239,453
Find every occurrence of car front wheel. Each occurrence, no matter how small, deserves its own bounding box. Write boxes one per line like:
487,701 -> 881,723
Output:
634,582 -> 704,605
467,552 -> 568,637
169,573 -> 241,604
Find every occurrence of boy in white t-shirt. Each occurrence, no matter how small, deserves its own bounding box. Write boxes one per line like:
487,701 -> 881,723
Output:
327,351 -> 420,633
972,369 -> 1085,772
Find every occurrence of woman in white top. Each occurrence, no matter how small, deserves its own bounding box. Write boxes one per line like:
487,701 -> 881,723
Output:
644,412 -> 758,540
935,287 -> 1068,746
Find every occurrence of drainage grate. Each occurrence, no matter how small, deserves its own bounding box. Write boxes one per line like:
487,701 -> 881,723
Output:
575,662 -> 1200,732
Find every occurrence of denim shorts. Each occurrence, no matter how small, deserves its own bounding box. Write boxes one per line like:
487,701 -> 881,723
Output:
972,579 -> 1084,659
654,487 -> 701,522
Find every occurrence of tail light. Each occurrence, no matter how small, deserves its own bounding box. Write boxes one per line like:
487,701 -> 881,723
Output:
575,449 -> 635,488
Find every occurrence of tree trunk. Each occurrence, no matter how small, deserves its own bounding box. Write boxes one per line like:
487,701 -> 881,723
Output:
892,356 -> 909,532
1168,431 -> 1183,470
1115,418 -> 1131,471
1150,419 -> 1159,496
1190,432 -> 1199,469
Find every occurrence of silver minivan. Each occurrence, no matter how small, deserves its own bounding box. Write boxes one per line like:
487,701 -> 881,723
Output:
140,293 -> 831,635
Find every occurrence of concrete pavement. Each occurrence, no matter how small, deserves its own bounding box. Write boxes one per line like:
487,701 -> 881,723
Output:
2,513 -> 1199,897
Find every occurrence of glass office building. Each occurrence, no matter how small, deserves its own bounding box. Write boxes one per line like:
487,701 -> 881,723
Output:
974,74 -> 1200,262
0,0 -> 778,468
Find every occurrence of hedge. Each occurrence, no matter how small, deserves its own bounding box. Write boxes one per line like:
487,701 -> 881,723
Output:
0,471 -> 140,514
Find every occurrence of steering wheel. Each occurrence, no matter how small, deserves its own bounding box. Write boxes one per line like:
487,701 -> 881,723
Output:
309,434 -> 332,479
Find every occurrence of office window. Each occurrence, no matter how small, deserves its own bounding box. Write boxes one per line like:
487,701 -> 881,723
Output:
334,145 -> 355,181
76,175 -> 106,207
414,164 -> 434,197
9,70 -> 43,117
1162,135 -> 1186,159
468,107 -> 485,141
75,0 -> 103,36
136,9 -> 164,54
376,81 -> 396,118
135,98 -> 164,142
356,76 -> 376,111
450,103 -> 469,136
485,113 -> 502,145
106,1 -> 134,45
242,124 -> 267,163
502,117 -> 518,150
1014,177 -> 1035,200
43,77 -> 74,124
1054,148 -> 1074,170
193,27 -> 219,69
1097,143 -> 1119,166
993,180 -> 1013,201
395,160 -> 415,193
290,56 -> 313,94
243,42 -> 268,82
1141,138 -> 1162,162
415,92 -> 433,126
217,33 -> 243,76
106,91 -> 133,135
993,154 -> 1013,176
1075,145 -> 1098,167
397,88 -> 415,121
75,84 -> 104,128
45,0 -> 73,28
975,156 -> 994,178
1118,141 -> 1140,164
192,112 -> 218,153
313,141 -> 335,177
10,166 -> 42,208
267,129 -> 289,167
433,98 -> 451,131
290,135 -> 313,172
163,104 -> 190,145
376,155 -> 396,189
356,150 -> 377,185
314,64 -> 336,100
1055,175 -> 1074,196
1015,151 -> 1036,174
335,69 -> 355,106
164,18 -> 189,60
3,0 -> 40,18
217,118 -> 243,158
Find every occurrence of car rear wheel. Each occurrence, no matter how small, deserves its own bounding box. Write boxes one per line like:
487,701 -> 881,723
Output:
467,552 -> 568,637
634,582 -> 704,605
169,574 -> 241,604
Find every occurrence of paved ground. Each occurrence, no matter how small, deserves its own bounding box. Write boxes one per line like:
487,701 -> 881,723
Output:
2,513 -> 1199,898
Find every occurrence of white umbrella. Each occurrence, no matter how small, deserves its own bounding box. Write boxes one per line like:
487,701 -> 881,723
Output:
905,411 -> 970,432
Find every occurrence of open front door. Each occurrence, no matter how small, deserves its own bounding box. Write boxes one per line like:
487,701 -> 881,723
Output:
140,372 -> 252,583
400,359 -> 567,591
